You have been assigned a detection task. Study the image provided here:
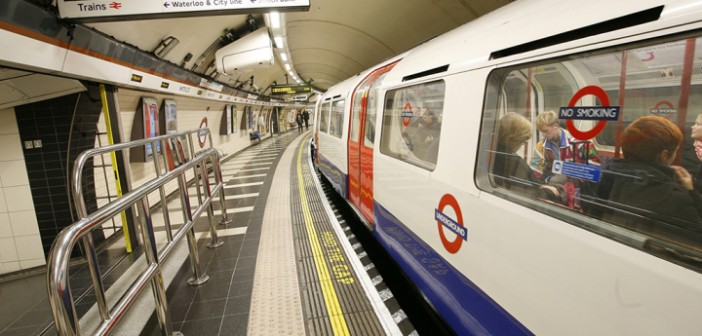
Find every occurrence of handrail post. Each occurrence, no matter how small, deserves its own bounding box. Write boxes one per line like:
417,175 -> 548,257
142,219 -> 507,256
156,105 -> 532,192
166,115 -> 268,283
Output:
81,235 -> 110,321
213,152 -> 232,225
200,154 -> 223,248
178,172 -> 210,286
153,139 -> 174,242
136,196 -> 176,336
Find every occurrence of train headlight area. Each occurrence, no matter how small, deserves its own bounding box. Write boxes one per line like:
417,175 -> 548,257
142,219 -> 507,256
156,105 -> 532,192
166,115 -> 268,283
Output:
16,131 -> 420,336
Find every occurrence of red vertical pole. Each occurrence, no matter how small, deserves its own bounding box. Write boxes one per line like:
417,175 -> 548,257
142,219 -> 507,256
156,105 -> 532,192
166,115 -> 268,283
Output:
614,50 -> 628,159
676,38 -> 696,164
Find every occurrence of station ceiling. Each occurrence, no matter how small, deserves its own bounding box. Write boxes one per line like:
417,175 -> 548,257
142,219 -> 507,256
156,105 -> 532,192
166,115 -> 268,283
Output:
86,0 -> 513,97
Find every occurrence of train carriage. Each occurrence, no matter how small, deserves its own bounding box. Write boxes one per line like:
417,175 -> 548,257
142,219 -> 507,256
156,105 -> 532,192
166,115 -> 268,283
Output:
314,0 -> 702,334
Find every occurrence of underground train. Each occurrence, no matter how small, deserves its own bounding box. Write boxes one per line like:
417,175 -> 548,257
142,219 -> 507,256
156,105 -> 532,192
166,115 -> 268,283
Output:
313,0 -> 702,334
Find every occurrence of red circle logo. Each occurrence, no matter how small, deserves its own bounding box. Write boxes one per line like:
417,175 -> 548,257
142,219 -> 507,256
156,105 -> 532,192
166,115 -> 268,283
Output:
401,103 -> 414,127
437,194 -> 465,254
565,86 -> 611,141
198,117 -> 208,148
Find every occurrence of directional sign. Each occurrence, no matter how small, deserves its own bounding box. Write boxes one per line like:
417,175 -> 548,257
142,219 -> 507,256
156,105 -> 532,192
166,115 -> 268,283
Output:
57,0 -> 310,22
270,84 -> 312,96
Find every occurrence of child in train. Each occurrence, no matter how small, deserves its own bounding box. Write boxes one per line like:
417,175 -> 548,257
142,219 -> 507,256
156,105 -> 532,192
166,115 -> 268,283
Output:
530,110 -> 599,182
596,115 -> 702,231
492,112 -> 564,203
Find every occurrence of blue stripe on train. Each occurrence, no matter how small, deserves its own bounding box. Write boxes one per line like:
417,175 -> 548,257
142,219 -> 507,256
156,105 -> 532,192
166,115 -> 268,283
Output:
373,202 -> 532,336
317,153 -> 347,198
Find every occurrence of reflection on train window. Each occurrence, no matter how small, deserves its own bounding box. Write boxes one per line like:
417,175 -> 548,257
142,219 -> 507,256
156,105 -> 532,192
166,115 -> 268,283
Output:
363,72 -> 389,147
319,101 -> 330,134
478,35 -> 702,272
380,80 -> 445,170
331,99 -> 345,138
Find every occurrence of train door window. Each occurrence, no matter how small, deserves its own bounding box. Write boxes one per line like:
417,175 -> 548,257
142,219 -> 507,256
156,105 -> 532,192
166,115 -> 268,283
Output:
477,34 -> 702,272
320,101 -> 330,134
330,98 -> 345,138
363,72 -> 389,147
350,88 -> 364,142
380,80 -> 445,170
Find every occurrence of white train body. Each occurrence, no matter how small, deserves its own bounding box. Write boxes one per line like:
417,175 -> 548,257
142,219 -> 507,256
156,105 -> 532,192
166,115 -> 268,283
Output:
314,0 -> 702,334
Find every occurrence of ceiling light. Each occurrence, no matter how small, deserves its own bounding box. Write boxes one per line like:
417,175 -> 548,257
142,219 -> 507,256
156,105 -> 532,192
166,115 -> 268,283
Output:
269,12 -> 281,29
274,37 -> 284,48
280,52 -> 288,61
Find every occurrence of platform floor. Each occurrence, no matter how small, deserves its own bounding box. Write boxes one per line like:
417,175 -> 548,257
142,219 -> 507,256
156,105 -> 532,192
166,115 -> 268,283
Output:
0,129 -> 404,336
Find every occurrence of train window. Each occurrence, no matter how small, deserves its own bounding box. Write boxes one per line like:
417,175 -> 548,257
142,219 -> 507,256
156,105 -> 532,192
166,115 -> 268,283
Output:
331,98 -> 345,138
319,101 -> 330,134
350,88 -> 364,142
380,80 -> 445,170
477,34 -> 702,272
363,72 -> 389,147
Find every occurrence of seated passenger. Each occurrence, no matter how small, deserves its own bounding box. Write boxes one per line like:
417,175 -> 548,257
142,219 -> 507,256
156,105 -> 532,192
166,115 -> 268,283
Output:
410,110 -> 440,161
493,112 -> 564,202
597,116 -> 702,231
531,110 -> 598,182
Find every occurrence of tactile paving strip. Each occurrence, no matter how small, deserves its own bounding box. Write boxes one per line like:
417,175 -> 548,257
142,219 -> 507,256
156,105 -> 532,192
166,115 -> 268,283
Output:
248,135 -> 306,336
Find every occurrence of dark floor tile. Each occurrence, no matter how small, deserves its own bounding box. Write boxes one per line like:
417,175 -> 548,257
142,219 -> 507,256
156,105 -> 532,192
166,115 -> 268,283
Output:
0,325 -> 44,336
193,278 -> 231,302
184,298 -> 226,321
219,313 -> 248,336
231,268 -> 254,283
227,280 -> 253,298
178,316 -> 222,335
224,296 -> 251,316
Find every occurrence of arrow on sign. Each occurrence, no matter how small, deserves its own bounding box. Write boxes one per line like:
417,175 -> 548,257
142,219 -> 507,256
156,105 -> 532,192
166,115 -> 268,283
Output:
163,2 -> 170,8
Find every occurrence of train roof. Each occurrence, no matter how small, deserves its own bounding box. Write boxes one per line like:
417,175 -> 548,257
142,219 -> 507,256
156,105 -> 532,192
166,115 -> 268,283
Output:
382,0 -> 702,86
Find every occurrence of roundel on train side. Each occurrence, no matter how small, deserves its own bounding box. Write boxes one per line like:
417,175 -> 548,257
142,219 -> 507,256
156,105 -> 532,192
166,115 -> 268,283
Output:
559,85 -> 620,140
401,102 -> 414,127
436,194 -> 466,254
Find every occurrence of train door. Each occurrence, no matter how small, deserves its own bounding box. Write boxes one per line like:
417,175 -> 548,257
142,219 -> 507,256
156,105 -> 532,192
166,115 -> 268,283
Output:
348,62 -> 399,223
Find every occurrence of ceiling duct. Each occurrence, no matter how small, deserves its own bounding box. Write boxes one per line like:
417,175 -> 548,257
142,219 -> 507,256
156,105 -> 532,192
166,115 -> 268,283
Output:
215,27 -> 273,75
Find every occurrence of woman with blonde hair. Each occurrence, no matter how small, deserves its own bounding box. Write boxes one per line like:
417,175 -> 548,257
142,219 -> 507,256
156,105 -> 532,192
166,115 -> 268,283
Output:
493,112 -> 563,201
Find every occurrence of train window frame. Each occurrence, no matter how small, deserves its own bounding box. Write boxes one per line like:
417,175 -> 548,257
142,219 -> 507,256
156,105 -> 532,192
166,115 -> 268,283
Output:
476,32 -> 702,273
319,100 -> 330,134
331,98 -> 345,138
379,80 -> 445,171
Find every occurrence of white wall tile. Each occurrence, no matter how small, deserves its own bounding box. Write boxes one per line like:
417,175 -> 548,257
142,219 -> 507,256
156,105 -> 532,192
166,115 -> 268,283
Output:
9,210 -> 39,236
19,258 -> 45,269
0,189 -> 6,212
1,261 -> 19,274
14,235 -> 44,261
0,212 -> 12,238
0,161 -> 29,187
2,261 -> 21,273
0,108 -> 17,135
0,237 -> 18,262
3,186 -> 33,211
0,134 -> 23,161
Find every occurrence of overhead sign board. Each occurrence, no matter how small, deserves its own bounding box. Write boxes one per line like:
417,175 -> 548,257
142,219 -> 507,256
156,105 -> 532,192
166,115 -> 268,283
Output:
57,0 -> 311,22
270,84 -> 311,96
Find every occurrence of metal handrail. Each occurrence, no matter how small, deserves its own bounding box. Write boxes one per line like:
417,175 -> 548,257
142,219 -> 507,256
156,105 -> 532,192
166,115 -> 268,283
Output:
47,128 -> 231,336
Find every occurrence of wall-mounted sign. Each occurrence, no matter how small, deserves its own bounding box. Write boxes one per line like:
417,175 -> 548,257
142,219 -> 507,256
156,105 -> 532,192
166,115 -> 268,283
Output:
57,0 -> 310,22
270,84 -> 312,96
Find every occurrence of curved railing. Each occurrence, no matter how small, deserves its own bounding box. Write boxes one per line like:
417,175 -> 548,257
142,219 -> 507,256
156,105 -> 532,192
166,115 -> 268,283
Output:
47,128 -> 231,336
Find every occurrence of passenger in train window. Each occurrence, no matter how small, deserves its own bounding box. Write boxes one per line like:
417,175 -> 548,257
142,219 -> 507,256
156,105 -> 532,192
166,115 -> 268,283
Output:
597,116 -> 702,231
681,113 -> 702,191
493,112 -> 564,202
410,110 -> 440,161
530,111 -> 598,182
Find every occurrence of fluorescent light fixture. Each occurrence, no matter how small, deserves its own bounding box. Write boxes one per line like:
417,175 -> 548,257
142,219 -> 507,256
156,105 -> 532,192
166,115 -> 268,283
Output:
274,37 -> 284,48
280,52 -> 288,61
284,64 -> 291,70
270,12 -> 281,29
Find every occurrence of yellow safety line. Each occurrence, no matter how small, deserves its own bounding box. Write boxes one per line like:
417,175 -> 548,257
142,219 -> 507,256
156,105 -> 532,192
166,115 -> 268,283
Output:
296,135 -> 350,336
99,84 -> 132,253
